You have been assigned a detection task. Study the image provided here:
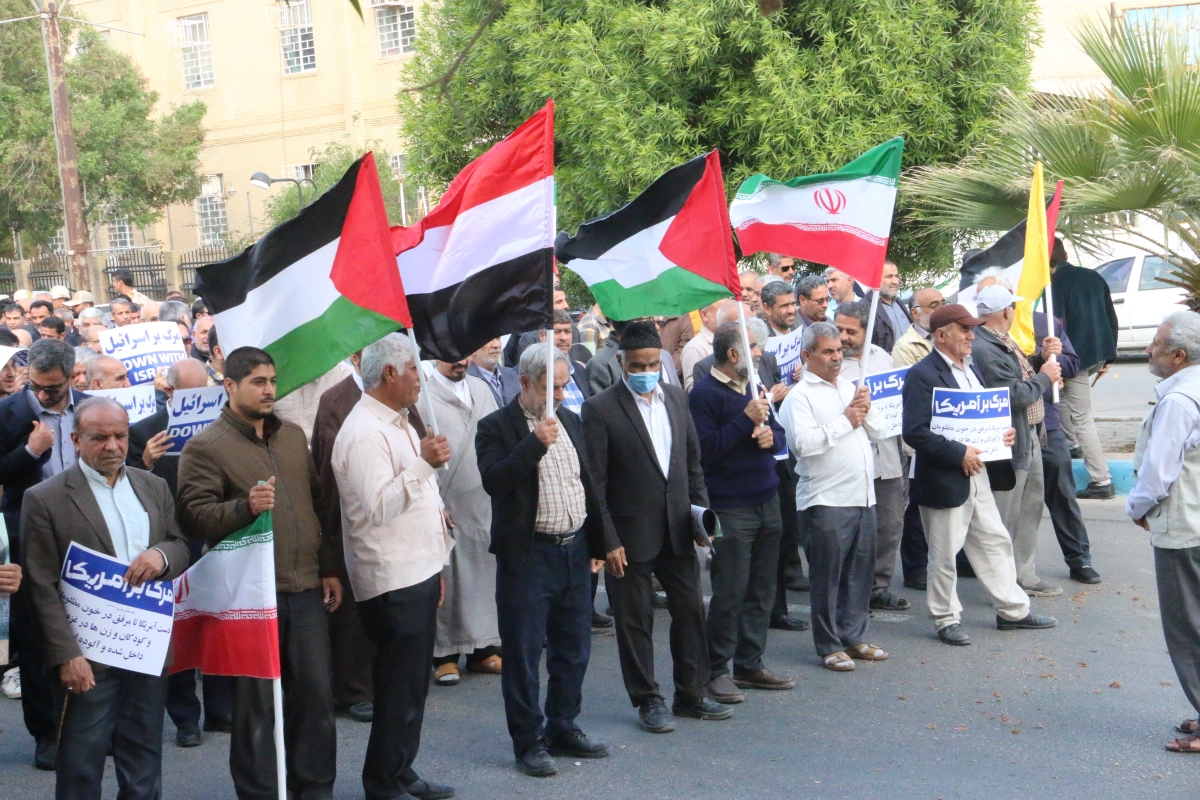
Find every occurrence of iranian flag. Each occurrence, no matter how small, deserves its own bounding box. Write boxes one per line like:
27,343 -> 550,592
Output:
555,151 -> 740,320
195,153 -> 410,397
170,513 -> 280,679
729,138 -> 905,289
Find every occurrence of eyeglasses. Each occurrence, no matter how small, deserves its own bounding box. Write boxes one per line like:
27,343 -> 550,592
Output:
778,265 -> 797,274
181,336 -> 193,346
810,296 -> 831,305
29,377 -> 67,396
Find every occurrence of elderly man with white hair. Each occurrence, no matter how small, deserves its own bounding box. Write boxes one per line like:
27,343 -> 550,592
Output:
1127,311 -> 1200,753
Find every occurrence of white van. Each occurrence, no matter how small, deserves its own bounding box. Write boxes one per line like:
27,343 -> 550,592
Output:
1090,253 -> 1189,351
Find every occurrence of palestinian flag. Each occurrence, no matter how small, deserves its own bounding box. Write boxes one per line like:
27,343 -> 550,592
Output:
555,151 -> 740,320
392,102 -> 555,362
729,138 -> 904,289
959,188 -> 1062,290
195,153 -> 410,397
170,513 -> 279,679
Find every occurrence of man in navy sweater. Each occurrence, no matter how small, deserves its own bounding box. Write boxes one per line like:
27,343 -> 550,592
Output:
689,322 -> 795,703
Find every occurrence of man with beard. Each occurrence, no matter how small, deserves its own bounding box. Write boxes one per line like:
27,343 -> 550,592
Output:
760,281 -> 798,338
468,338 -> 520,407
867,261 -> 912,354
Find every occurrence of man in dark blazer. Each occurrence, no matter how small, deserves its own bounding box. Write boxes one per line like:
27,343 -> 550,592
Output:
901,304 -> 1055,647
476,345 -> 610,778
22,396 -> 190,799
863,261 -> 913,354
126,358 -> 231,748
582,321 -> 730,734
468,338 -> 521,407
0,337 -> 88,768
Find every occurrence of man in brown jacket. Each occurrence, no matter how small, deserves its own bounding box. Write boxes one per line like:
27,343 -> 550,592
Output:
23,396 -> 190,800
177,347 -> 341,800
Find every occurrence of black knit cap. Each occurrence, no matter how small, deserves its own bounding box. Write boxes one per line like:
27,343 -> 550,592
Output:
618,319 -> 663,351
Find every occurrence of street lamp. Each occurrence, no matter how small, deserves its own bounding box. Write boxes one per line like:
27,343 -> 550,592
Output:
249,171 -> 317,210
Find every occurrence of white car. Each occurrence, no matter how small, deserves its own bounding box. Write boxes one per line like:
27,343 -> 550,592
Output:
1091,253 -> 1189,351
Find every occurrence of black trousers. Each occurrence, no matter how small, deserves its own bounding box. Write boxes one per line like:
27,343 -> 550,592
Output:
329,564 -> 376,706
773,460 -> 801,618
358,573 -> 440,800
9,509 -> 57,745
496,533 -> 592,757
52,666 -> 167,800
708,499 -> 782,678
899,495 -> 928,582
166,670 -> 232,732
1042,427 -> 1093,569
230,588 -> 336,800
608,544 -> 708,706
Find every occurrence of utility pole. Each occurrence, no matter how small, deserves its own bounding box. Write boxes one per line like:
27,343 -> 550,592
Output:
36,1 -> 90,292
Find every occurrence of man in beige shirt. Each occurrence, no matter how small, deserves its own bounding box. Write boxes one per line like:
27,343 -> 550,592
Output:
331,333 -> 454,800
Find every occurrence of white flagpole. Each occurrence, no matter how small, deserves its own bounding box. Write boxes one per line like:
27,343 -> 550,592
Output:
547,197 -> 557,421
1043,284 -> 1060,403
272,677 -> 286,800
857,290 -> 882,390
735,300 -> 760,399
405,328 -> 442,440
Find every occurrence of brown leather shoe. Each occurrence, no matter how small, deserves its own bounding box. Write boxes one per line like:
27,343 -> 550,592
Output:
705,674 -> 745,704
732,666 -> 796,690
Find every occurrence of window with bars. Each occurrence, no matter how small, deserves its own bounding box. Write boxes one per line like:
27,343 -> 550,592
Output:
106,219 -> 134,250
373,1 -> 416,57
388,153 -> 407,177
48,229 -> 65,254
178,14 -> 214,89
195,179 -> 228,247
278,0 -> 317,74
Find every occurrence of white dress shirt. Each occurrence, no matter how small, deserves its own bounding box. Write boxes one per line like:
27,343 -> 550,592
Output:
332,392 -> 452,601
1127,364 -> 1200,528
837,343 -> 903,480
936,348 -> 984,390
79,461 -> 151,564
780,368 -> 885,509
623,378 -> 672,476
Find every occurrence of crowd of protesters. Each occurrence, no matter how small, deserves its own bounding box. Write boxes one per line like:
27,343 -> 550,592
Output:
6,245 -> 1200,799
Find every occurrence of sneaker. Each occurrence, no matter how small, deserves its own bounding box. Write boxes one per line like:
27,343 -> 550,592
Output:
1076,481 -> 1115,500
1070,566 -> 1102,584
1,667 -> 20,699
1021,581 -> 1063,597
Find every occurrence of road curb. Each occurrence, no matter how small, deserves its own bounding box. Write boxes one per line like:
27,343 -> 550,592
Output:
1072,458 -> 1135,496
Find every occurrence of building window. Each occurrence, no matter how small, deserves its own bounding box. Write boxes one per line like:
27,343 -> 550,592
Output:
48,229 -> 66,254
282,163 -> 317,181
106,219 -> 134,250
195,176 -> 228,247
373,0 -> 416,57
278,0 -> 316,74
388,153 -> 407,178
178,14 -> 214,89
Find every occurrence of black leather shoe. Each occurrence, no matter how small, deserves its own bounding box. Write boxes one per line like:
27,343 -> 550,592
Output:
937,623 -> 971,646
638,698 -> 675,733
546,729 -> 610,759
348,701 -> 374,723
515,741 -> 556,777
904,576 -> 927,591
786,573 -> 810,592
175,727 -> 202,748
405,778 -> 456,799
1076,481 -> 1115,500
1070,566 -> 1102,584
591,611 -> 613,628
673,696 -> 733,721
997,612 -> 1057,631
34,737 -> 56,771
652,591 -> 668,609
769,614 -> 809,631
1069,445 -> 1083,460
202,717 -> 233,733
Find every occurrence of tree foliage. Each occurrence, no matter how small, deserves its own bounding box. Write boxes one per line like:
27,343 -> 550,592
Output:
0,12 -> 206,254
398,0 -> 1037,301
905,17 -> 1200,308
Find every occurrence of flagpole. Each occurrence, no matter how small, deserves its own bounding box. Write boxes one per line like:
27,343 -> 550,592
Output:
272,676 -> 286,800
735,300 -> 760,399
405,328 -> 444,445
857,290 -> 882,390
1043,284 -> 1060,403
547,195 -> 557,421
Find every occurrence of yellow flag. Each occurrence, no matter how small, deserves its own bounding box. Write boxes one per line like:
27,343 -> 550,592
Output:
1012,161 -> 1049,355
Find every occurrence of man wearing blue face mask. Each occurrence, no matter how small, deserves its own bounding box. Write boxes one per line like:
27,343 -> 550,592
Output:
582,320 -> 726,734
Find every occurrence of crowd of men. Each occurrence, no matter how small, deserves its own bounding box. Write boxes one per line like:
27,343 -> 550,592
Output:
9,243 -> 1200,799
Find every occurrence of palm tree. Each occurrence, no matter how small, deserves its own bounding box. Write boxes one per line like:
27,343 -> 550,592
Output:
903,16 -> 1200,308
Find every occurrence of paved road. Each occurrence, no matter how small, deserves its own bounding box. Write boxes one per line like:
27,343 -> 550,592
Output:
1092,358 -> 1157,420
2,500 -> 1197,799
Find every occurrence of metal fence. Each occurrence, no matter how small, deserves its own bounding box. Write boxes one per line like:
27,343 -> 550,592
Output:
103,248 -> 167,301
0,259 -> 13,297
27,253 -> 70,292
179,245 -> 231,300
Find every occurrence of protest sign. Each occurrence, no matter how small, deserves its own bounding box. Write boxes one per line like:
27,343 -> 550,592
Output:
762,327 -> 804,386
929,387 -> 1012,462
864,367 -> 907,438
166,386 -> 227,455
58,541 -> 175,676
99,322 -> 187,385
88,385 -> 158,423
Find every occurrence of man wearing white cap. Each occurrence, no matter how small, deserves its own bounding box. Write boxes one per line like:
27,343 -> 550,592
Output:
48,286 -> 70,310
971,284 -> 1064,597
64,291 -> 95,312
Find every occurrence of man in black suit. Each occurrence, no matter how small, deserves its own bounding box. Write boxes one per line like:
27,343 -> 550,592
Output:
126,358 -> 233,748
468,337 -> 521,407
901,304 -> 1056,647
476,345 -> 610,778
0,338 -> 89,768
582,321 -> 730,734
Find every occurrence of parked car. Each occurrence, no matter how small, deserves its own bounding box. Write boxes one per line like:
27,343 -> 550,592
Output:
1090,253 -> 1189,351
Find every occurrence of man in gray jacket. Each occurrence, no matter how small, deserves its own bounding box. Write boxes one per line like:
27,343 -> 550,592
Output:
970,286 -> 1062,597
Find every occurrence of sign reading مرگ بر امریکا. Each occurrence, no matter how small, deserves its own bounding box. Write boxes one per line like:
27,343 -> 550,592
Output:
87,385 -> 158,423
58,541 -> 175,676
762,327 -> 805,386
164,386 -> 227,455
863,367 -> 908,438
99,322 -> 188,386
929,387 -> 1012,462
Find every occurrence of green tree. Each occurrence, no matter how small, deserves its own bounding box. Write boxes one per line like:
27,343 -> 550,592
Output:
0,15 -> 206,254
905,17 -> 1200,307
398,0 -> 1037,304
